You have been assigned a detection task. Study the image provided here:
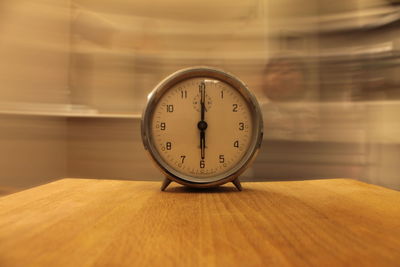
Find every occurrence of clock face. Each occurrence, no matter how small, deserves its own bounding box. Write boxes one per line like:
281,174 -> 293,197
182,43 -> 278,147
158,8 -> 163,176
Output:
149,77 -> 254,182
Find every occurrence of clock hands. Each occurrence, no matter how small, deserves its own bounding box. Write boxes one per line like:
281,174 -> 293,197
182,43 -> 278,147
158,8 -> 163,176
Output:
198,82 -> 207,160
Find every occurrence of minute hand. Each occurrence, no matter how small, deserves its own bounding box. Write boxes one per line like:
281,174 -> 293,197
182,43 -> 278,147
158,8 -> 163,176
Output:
200,83 -> 205,120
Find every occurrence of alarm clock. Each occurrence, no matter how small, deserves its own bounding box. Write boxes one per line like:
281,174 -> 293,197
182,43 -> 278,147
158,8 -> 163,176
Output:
141,67 -> 263,191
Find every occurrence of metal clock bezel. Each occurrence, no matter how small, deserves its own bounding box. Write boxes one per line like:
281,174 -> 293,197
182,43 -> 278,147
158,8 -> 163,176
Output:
141,66 -> 263,188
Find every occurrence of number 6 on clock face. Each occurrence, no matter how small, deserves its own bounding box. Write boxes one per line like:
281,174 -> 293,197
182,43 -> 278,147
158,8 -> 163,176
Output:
141,67 -> 263,191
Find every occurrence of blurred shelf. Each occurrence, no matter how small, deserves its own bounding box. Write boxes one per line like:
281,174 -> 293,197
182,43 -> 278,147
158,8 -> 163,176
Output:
0,110 -> 140,119
314,5 -> 400,34
0,103 -> 141,119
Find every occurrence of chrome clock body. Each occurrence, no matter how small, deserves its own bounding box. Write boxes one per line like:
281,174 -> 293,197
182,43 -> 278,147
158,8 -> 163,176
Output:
141,67 -> 263,190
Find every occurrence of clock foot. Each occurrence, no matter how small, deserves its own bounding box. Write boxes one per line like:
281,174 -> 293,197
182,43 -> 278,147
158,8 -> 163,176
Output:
161,178 -> 172,191
232,178 -> 242,191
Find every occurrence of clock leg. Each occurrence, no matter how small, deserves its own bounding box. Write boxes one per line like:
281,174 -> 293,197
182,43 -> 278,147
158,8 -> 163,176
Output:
161,177 -> 172,191
232,178 -> 242,191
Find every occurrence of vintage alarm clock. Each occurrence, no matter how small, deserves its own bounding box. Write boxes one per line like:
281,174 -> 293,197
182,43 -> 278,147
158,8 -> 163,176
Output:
141,67 -> 263,191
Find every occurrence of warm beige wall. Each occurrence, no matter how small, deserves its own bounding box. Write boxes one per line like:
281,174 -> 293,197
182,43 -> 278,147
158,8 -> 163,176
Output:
0,0 -> 71,106
68,0 -> 331,114
67,118 -> 160,181
0,115 -> 67,191
0,0 -> 71,194
69,0 -> 270,114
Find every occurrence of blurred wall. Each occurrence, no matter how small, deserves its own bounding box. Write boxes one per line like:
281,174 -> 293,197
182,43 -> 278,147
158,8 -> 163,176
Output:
0,115 -> 67,193
69,0 -> 273,113
0,0 -> 71,106
67,118 -> 159,181
0,0 -> 70,193
1,0 -> 400,193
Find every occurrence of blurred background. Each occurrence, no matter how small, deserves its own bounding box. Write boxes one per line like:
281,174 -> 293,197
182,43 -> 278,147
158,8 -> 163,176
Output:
1,0 -> 400,195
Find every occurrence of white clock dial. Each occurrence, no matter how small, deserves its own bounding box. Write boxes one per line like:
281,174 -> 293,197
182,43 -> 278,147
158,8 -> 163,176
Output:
150,77 -> 253,179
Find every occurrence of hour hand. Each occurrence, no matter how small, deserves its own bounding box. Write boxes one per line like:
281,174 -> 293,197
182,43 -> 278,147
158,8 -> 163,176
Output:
200,130 -> 205,159
197,120 -> 208,159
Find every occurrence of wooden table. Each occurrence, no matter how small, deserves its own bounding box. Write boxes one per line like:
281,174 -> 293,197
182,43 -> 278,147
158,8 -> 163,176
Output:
0,179 -> 399,267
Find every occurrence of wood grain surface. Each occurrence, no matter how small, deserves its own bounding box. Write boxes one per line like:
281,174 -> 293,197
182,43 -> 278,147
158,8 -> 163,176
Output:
0,178 -> 399,267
